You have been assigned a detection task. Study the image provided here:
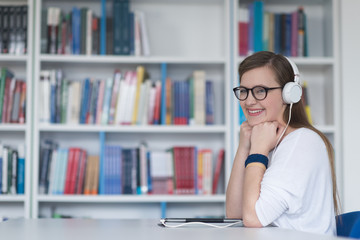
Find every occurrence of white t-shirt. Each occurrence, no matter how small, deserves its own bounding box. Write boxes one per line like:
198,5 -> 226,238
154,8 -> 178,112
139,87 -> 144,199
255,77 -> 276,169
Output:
255,128 -> 336,235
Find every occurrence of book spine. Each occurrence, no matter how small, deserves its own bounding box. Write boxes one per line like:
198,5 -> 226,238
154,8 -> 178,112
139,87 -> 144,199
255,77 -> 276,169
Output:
100,0 -> 107,55
17,145 -> 25,194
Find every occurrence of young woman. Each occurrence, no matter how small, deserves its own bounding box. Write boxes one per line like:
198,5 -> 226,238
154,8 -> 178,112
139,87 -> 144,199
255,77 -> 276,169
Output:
226,51 -> 339,235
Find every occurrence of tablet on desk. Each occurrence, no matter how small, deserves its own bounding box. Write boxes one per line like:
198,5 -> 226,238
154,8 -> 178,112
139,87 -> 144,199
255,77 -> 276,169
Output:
159,218 -> 243,228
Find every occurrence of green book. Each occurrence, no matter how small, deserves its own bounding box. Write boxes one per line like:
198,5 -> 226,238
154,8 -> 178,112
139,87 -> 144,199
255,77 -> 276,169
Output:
0,68 -> 14,123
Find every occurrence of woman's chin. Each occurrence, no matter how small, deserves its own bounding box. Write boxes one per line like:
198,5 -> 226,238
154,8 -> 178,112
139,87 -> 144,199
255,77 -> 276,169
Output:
247,119 -> 264,127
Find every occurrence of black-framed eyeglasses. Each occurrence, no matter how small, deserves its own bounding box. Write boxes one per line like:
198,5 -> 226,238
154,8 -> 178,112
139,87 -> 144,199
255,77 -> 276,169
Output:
233,86 -> 283,101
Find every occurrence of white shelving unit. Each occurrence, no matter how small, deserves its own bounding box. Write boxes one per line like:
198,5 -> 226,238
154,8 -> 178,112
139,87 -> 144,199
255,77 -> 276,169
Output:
5,0 -> 339,219
32,0 -> 231,219
231,0 -> 342,199
0,0 -> 33,219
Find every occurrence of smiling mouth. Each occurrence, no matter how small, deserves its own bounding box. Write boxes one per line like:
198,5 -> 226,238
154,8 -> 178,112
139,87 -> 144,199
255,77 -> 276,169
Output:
247,109 -> 264,116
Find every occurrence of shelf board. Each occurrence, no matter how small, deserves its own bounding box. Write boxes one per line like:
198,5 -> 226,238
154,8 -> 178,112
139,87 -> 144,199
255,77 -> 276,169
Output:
38,124 -> 227,133
0,195 -> 26,202
0,124 -> 27,131
0,55 -> 28,62
37,194 -> 226,203
237,56 -> 335,66
40,54 -> 226,64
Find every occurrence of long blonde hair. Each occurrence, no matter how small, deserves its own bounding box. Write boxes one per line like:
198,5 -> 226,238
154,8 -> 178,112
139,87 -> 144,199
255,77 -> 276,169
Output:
238,51 -> 340,215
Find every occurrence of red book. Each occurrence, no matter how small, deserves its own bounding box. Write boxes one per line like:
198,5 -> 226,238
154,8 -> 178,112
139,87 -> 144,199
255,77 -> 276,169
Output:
212,149 -> 224,194
76,149 -> 87,194
239,22 -> 248,56
152,81 -> 161,124
69,148 -> 81,194
64,148 -> 76,194
173,147 -> 195,194
238,7 -> 249,56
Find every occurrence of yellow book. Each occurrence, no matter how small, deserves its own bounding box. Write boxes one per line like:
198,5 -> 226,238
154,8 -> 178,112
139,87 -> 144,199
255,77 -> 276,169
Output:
132,65 -> 145,124
301,81 -> 313,124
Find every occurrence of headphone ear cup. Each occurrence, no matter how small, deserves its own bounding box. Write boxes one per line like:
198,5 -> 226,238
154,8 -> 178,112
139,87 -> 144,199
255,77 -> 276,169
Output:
282,82 -> 302,104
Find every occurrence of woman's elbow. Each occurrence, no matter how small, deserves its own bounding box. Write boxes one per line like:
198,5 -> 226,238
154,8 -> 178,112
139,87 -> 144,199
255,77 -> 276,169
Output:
242,211 -> 263,228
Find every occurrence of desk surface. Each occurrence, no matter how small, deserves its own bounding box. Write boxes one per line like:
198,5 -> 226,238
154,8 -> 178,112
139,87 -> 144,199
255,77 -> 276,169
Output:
0,219 -> 346,240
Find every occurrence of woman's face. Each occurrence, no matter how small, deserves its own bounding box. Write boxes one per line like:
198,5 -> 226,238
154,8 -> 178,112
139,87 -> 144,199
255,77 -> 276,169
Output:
239,66 -> 286,127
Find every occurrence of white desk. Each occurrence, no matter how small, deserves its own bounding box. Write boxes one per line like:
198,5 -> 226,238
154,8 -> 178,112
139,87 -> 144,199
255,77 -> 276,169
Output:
0,219 -> 347,240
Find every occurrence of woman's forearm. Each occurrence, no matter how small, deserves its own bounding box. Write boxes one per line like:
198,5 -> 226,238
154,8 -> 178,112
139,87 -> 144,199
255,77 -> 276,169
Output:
225,147 -> 247,218
242,165 -> 265,227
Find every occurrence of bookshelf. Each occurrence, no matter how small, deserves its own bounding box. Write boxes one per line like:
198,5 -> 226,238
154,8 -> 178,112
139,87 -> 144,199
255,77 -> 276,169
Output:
0,0 -> 33,219
4,0 -> 338,219
232,0 -> 342,198
32,0 -> 231,218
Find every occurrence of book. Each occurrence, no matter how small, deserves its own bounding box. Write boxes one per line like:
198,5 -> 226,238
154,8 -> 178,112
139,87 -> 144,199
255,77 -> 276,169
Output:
238,7 -> 249,56
193,71 -> 206,125
101,77 -> 114,124
202,149 -> 213,195
72,7 -> 81,55
205,81 -> 215,125
149,150 -> 174,194
253,1 -> 264,52
132,66 -> 146,124
212,149 -> 224,194
301,81 -> 312,124
173,147 -> 195,194
16,144 -> 25,194
108,71 -> 121,124
39,140 -> 57,194
1,146 -> 8,194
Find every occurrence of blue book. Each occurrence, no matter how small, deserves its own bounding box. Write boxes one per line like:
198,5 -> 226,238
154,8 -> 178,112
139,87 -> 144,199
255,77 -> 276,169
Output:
113,0 -> 122,54
58,148 -> 69,195
284,13 -> 292,56
100,0 -> 107,55
184,81 -> 190,124
114,146 -> 122,194
129,12 -> 135,55
99,132 -> 106,194
253,1 -> 264,52
122,148 -> 133,194
16,145 -> 25,194
72,7 -> 81,54
160,63 -> 167,125
122,0 -> 131,55
80,78 -> 90,124
205,81 -> 214,125
146,151 -> 152,193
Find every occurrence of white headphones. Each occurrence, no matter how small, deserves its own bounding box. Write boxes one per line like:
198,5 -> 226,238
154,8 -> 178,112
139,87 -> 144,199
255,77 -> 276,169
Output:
282,57 -> 302,104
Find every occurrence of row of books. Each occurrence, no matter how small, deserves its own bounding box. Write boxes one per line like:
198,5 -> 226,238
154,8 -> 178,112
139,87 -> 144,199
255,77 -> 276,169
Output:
39,140 -> 224,195
0,68 -> 27,124
0,5 -> 28,55
41,0 -> 149,56
0,143 -> 25,195
39,68 -> 215,125
238,2 -> 307,57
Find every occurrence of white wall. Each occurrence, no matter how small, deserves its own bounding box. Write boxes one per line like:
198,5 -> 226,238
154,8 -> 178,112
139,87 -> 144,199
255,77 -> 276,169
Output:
340,0 -> 360,212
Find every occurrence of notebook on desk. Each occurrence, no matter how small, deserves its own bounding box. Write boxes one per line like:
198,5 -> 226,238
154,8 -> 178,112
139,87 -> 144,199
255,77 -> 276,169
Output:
159,218 -> 243,228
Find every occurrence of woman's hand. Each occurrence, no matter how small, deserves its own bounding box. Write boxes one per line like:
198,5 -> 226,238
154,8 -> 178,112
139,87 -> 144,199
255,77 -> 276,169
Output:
249,121 -> 285,155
